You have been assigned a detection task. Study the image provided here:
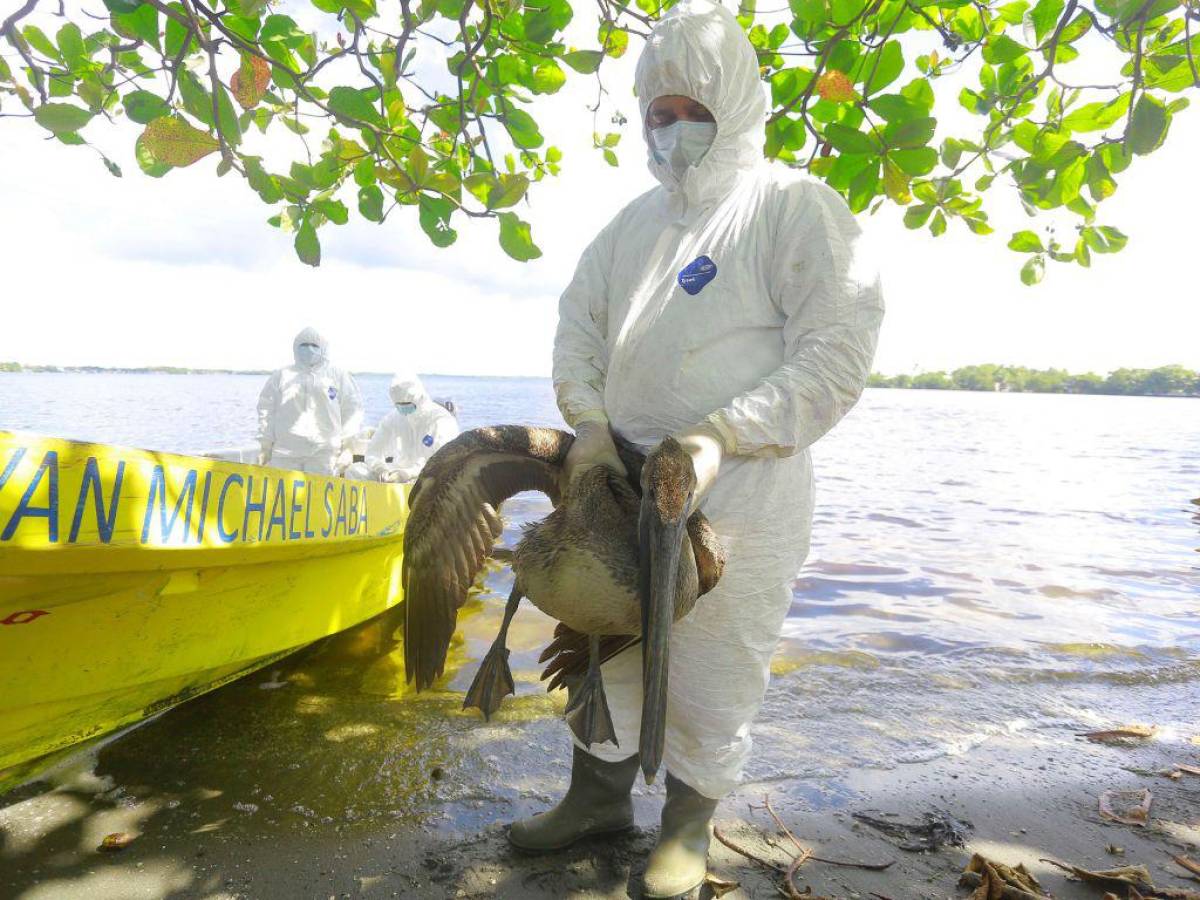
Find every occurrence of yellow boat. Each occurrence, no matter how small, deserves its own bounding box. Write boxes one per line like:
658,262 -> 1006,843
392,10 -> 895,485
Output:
0,431 -> 408,794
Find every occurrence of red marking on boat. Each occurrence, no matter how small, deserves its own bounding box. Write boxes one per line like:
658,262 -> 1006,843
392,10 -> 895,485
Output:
1,610 -> 49,626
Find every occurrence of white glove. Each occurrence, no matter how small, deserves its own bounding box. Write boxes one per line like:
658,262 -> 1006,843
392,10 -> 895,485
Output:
672,422 -> 729,511
564,418 -> 627,486
256,442 -> 272,467
335,448 -> 354,473
380,464 -> 421,484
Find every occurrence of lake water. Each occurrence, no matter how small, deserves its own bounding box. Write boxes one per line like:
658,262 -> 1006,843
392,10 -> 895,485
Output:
2,373 -> 1198,781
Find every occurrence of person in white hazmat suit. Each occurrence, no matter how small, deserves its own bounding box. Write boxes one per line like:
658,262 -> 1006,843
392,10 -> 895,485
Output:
506,2 -> 884,895
345,373 -> 459,482
256,327 -> 364,475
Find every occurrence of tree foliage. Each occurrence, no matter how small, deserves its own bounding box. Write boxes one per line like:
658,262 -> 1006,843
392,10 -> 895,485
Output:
869,363 -> 1200,393
1,0 -> 1196,272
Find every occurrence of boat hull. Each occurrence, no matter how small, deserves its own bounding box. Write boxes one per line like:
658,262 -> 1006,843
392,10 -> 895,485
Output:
0,432 -> 409,793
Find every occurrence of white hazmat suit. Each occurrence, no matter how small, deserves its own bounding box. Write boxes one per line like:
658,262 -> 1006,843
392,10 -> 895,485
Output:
347,374 -> 459,482
256,327 -> 364,475
552,0 -> 884,800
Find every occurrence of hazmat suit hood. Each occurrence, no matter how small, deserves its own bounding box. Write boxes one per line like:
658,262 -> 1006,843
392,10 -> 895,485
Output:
635,0 -> 767,215
388,373 -> 430,406
292,327 -> 329,370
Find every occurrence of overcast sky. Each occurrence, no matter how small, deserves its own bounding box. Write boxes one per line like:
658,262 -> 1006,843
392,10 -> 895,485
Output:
1,4 -> 1197,378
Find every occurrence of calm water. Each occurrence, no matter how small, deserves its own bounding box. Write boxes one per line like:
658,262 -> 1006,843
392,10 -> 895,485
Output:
2,373 -> 1198,779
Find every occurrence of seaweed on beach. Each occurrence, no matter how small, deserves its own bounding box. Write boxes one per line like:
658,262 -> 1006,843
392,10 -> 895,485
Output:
851,810 -> 972,852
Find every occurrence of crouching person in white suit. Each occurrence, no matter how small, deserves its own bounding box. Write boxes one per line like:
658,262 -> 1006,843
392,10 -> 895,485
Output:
345,373 -> 459,483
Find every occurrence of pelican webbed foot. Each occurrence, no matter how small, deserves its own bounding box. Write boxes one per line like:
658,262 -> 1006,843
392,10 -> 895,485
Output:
564,634 -> 618,748
463,642 -> 515,719
463,585 -> 522,720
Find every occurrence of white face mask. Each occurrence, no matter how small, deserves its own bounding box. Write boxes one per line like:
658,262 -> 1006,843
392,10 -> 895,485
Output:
649,120 -> 717,173
295,343 -> 323,368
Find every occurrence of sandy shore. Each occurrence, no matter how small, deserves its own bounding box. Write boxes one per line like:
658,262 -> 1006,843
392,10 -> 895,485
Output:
2,617 -> 1198,900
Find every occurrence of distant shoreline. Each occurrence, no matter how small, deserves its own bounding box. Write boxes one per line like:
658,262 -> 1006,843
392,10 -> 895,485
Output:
3,363 -> 1196,396
0,364 -> 548,379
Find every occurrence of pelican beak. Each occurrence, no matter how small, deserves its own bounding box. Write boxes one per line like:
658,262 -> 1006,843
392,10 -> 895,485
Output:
637,487 -> 691,784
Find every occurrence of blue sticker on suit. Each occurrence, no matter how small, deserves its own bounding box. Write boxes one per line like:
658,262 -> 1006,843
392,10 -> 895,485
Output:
422,434 -> 434,447
678,255 -> 717,295
327,386 -> 338,400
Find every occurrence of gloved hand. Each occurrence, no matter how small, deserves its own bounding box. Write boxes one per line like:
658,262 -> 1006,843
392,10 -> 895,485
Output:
256,441 -> 272,467
564,418 -> 627,485
672,422 -> 729,511
335,447 -> 354,473
380,464 -> 422,484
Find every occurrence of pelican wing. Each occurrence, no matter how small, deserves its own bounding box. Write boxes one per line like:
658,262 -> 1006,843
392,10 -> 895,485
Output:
403,425 -> 573,689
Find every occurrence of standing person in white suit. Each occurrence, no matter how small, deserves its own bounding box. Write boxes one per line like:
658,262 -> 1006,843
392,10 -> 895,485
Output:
507,1 -> 885,895
345,373 -> 459,483
256,327 -> 364,475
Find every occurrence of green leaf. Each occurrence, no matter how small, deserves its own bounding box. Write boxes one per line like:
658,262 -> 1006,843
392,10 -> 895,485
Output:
313,198 -> 348,225
164,4 -> 194,58
419,194 -> 457,248
33,102 -> 93,134
1081,225 -> 1128,253
353,157 -> 376,188
502,106 -> 543,149
823,123 -> 876,154
603,148 -> 618,166
1028,0 -> 1064,45
21,25 -> 61,60
531,62 -> 566,94
929,209 -> 947,236
597,21 -> 629,57
868,93 -> 924,123
358,184 -> 385,222
56,23 -> 86,67
244,157 -> 283,202
1020,255 -> 1045,285
295,221 -> 321,266
562,50 -> 602,74
884,116 -> 936,148
903,204 -> 933,228
111,3 -> 160,49
328,86 -> 383,128
982,34 -> 1027,65
1127,93 -> 1170,155
523,0 -> 572,43
1061,93 -> 1130,132
891,147 -> 937,176
497,211 -> 541,261
124,90 -> 171,124
135,132 -> 172,177
863,40 -> 903,95
1008,229 -> 1043,252
487,173 -> 529,209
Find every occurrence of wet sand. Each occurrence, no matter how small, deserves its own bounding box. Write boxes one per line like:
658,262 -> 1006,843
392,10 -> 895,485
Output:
3,610 -> 1198,900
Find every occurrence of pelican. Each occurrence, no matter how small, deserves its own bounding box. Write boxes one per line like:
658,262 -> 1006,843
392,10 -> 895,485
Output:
401,425 -> 726,780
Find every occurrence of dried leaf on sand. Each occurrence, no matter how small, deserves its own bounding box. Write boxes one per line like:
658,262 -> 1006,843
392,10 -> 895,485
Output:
98,831 -> 135,851
1082,725 -> 1159,744
959,853 -> 1049,899
702,873 -> 740,897
1173,855 -> 1200,879
1099,788 -> 1153,826
1041,858 -> 1200,898
1042,859 -> 1156,891
1174,764 -> 1200,777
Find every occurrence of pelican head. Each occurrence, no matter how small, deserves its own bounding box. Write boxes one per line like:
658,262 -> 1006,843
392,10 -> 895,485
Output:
637,436 -> 697,782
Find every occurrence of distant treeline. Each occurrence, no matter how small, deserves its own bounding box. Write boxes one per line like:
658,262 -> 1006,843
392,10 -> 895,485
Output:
869,364 -> 1199,396
0,362 -> 271,375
